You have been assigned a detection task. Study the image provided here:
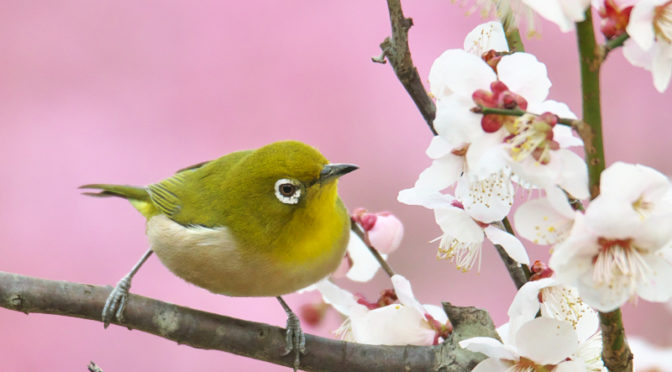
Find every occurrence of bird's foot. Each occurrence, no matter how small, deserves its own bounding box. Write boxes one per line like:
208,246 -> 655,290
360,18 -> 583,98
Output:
282,311 -> 306,372
101,275 -> 132,328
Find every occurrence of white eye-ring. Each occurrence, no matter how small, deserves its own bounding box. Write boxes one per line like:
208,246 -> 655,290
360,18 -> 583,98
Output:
274,178 -> 302,205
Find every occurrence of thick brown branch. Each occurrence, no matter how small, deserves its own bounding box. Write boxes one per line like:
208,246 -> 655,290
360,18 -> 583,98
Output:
0,271 -> 496,372
375,0 -> 437,135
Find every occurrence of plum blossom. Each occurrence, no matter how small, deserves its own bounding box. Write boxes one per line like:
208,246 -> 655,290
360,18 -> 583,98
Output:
460,317 -> 584,372
473,0 -> 590,34
508,262 -> 605,371
624,0 -> 672,92
550,162 -> 672,311
399,181 -> 527,272
462,260 -> 603,371
313,275 -> 451,346
427,22 -> 588,200
514,187 -> 578,245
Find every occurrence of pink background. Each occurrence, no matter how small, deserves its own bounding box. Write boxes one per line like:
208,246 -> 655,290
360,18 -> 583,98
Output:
1,1 -> 671,371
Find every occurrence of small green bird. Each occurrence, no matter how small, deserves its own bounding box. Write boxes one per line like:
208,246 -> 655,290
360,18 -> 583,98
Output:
81,140 -> 357,370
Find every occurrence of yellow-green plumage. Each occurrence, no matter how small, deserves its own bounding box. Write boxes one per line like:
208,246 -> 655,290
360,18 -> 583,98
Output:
82,140 -> 354,297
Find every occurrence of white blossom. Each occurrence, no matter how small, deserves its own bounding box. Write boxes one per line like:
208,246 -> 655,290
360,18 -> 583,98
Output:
624,0 -> 672,92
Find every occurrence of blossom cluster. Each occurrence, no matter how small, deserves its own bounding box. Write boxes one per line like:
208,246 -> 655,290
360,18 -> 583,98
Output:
302,3 -> 672,370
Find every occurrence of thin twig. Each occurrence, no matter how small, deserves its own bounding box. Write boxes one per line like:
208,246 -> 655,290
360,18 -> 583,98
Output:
492,218 -> 530,289
351,219 -> 396,278
475,106 -> 595,154
601,32 -> 630,62
375,0 -> 437,135
0,271 -> 497,372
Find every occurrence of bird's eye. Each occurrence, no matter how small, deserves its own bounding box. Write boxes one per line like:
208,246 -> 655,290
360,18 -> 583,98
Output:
279,183 -> 296,197
274,178 -> 302,205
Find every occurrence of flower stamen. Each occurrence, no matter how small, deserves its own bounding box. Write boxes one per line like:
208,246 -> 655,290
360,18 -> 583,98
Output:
654,1 -> 672,43
592,237 -> 652,288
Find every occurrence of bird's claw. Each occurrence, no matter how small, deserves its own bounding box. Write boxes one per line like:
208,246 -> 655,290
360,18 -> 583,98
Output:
101,275 -> 132,328
283,312 -> 306,371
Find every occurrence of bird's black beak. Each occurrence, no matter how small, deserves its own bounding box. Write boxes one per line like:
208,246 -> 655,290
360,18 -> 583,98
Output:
319,163 -> 358,184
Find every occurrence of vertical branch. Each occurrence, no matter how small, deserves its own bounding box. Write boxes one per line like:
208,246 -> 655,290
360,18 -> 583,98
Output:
374,0 -> 437,135
576,10 -> 632,372
576,11 -> 606,200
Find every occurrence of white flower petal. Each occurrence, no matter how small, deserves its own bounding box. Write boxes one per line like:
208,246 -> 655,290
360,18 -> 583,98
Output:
429,49 -> 497,99
546,185 -> 579,218
391,274 -> 425,315
313,279 -> 359,316
498,53 -> 551,106
414,155 -> 462,191
424,304 -> 449,324
434,95 -> 486,146
529,99 -> 577,120
435,207 -> 485,243
555,150 -> 590,200
509,278 -> 555,321
623,38 -> 655,70
552,124 -> 583,148
466,134 -> 509,180
459,337 -> 517,361
553,360 -> 587,372
514,196 -> 574,245
350,304 -> 434,345
508,278 -> 556,340
346,230 -> 386,282
584,195 -> 642,239
463,21 -> 509,55
397,188 -> 454,209
426,135 -> 452,159
456,173 -> 514,223
470,358 -> 510,372
636,247 -> 672,302
599,161 -> 671,201
484,225 -> 530,265
651,42 -> 672,92
515,318 -> 579,365
626,0 -> 658,51
523,0 -> 588,32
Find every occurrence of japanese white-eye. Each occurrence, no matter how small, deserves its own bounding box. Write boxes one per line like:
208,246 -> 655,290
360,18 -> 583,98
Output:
81,140 -> 357,370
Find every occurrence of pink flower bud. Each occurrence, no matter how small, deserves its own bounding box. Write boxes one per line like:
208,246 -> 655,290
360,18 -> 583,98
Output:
352,209 -> 404,254
367,212 -> 404,254
299,302 -> 328,327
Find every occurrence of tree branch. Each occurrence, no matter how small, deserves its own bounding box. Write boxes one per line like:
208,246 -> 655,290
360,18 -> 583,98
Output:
493,218 -> 530,290
576,9 -> 633,371
0,271 -> 497,372
374,0 -> 437,135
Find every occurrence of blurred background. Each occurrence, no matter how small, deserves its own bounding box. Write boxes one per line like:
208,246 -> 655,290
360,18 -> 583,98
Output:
1,1 -> 671,371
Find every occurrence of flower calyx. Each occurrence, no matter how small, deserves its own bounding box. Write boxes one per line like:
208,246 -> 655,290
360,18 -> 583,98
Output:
472,81 -> 528,133
424,313 -> 453,345
598,0 -> 634,39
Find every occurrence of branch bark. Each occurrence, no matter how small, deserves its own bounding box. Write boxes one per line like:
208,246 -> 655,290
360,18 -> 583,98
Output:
0,271 -> 497,372
374,0 -> 437,134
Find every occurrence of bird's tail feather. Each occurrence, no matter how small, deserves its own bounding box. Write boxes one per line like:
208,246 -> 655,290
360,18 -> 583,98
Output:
80,184 -> 157,218
79,184 -> 149,201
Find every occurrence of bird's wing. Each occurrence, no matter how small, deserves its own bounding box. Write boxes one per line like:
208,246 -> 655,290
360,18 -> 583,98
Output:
146,149 -> 252,226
